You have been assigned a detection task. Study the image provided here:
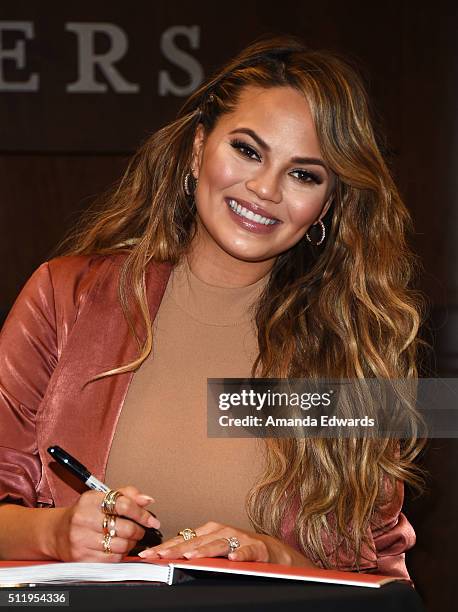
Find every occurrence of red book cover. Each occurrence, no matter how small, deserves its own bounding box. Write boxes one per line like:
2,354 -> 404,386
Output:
0,557 -> 402,588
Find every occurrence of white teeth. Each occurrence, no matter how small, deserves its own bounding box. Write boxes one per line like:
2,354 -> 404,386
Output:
227,199 -> 278,225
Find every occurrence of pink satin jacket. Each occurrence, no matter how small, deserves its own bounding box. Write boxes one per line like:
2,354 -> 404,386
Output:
0,254 -> 415,578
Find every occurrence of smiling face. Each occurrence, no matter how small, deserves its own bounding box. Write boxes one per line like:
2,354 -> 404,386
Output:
189,85 -> 334,282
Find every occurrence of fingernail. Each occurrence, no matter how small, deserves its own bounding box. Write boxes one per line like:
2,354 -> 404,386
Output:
138,495 -> 155,503
228,552 -> 238,560
157,548 -> 171,557
139,548 -> 159,559
148,515 -> 160,528
183,551 -> 196,559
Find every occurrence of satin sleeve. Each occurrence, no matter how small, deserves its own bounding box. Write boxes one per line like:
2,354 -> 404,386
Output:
280,476 -> 415,581
369,479 -> 416,580
0,262 -> 58,507
331,478 -> 416,580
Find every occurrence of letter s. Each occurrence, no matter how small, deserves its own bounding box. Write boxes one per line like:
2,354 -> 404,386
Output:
158,25 -> 204,96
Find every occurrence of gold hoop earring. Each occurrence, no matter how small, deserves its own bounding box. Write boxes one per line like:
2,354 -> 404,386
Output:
305,220 -> 326,246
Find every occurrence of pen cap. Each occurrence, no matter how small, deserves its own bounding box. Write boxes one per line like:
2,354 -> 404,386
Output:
47,445 -> 91,481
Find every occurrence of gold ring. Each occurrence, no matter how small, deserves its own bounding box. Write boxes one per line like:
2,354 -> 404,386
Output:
102,515 -> 117,537
101,489 -> 121,515
177,528 -> 197,541
103,533 -> 112,554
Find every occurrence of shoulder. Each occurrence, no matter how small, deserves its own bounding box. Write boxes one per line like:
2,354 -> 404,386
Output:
1,255 -> 123,355
18,254 -> 121,319
46,253 -> 120,299
47,252 -> 123,285
43,253 -> 133,333
45,252 -> 173,322
45,252 -> 172,304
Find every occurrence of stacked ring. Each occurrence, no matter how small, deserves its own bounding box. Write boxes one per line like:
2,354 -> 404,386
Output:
102,515 -> 117,538
101,489 -> 121,515
103,533 -> 112,554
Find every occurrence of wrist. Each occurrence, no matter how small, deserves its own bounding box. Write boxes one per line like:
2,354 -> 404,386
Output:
263,534 -> 316,567
36,507 -> 67,560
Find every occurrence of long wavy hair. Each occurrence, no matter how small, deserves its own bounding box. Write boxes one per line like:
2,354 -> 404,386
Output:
56,34 -> 427,569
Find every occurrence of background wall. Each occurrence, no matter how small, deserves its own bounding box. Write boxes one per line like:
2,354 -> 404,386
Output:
1,1 -> 456,609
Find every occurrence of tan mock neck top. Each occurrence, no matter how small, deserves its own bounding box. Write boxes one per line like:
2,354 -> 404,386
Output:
105,257 -> 269,540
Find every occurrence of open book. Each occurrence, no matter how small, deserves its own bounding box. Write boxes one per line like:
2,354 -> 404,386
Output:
0,557 -> 400,588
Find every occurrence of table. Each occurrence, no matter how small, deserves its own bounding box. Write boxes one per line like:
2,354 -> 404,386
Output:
2,574 -> 426,612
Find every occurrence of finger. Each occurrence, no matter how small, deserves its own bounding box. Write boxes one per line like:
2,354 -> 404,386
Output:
116,485 -> 141,499
140,533 -> 217,559
192,522 -> 225,536
155,533 -> 238,560
143,529 -> 206,556
139,536 -> 184,559
116,486 -> 157,518
109,493 -> 160,529
79,510 -> 147,541
74,550 -> 125,563
105,516 -> 146,542
140,522 -> 228,558
144,525 -> 244,559
66,532 -> 134,563
136,494 -> 155,506
181,537 -> 232,559
78,489 -> 159,530
94,533 -> 138,556
117,487 -> 155,507
228,543 -> 269,563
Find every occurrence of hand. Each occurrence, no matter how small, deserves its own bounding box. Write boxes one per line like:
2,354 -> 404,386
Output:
51,486 -> 160,562
138,521 -> 315,567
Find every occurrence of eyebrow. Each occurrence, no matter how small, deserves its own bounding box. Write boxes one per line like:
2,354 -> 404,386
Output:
229,127 -> 328,169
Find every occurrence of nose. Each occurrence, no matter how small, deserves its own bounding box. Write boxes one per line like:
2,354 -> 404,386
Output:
245,165 -> 282,204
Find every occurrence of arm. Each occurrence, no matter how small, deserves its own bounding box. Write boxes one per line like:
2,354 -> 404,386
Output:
0,261 -> 157,560
0,262 -> 57,509
0,263 -> 61,558
0,505 -> 66,560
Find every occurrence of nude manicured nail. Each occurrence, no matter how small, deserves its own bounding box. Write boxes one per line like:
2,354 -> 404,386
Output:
148,515 -> 160,528
138,549 -> 159,558
138,494 -> 155,503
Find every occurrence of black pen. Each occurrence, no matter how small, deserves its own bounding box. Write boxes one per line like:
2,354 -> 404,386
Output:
47,445 -> 111,493
47,445 -> 163,546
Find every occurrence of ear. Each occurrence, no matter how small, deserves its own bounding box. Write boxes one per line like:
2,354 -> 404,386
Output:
191,123 -> 206,180
317,193 -> 334,222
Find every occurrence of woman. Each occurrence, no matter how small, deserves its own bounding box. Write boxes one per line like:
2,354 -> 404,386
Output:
0,35 -> 425,578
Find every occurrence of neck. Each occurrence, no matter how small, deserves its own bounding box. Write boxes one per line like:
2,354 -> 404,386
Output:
187,225 -> 275,288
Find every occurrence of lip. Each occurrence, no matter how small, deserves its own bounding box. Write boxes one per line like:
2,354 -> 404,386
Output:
224,197 -> 281,222
225,198 -> 281,235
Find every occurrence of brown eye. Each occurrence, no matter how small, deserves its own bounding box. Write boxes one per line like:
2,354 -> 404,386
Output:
290,169 -> 322,185
230,139 -> 261,161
